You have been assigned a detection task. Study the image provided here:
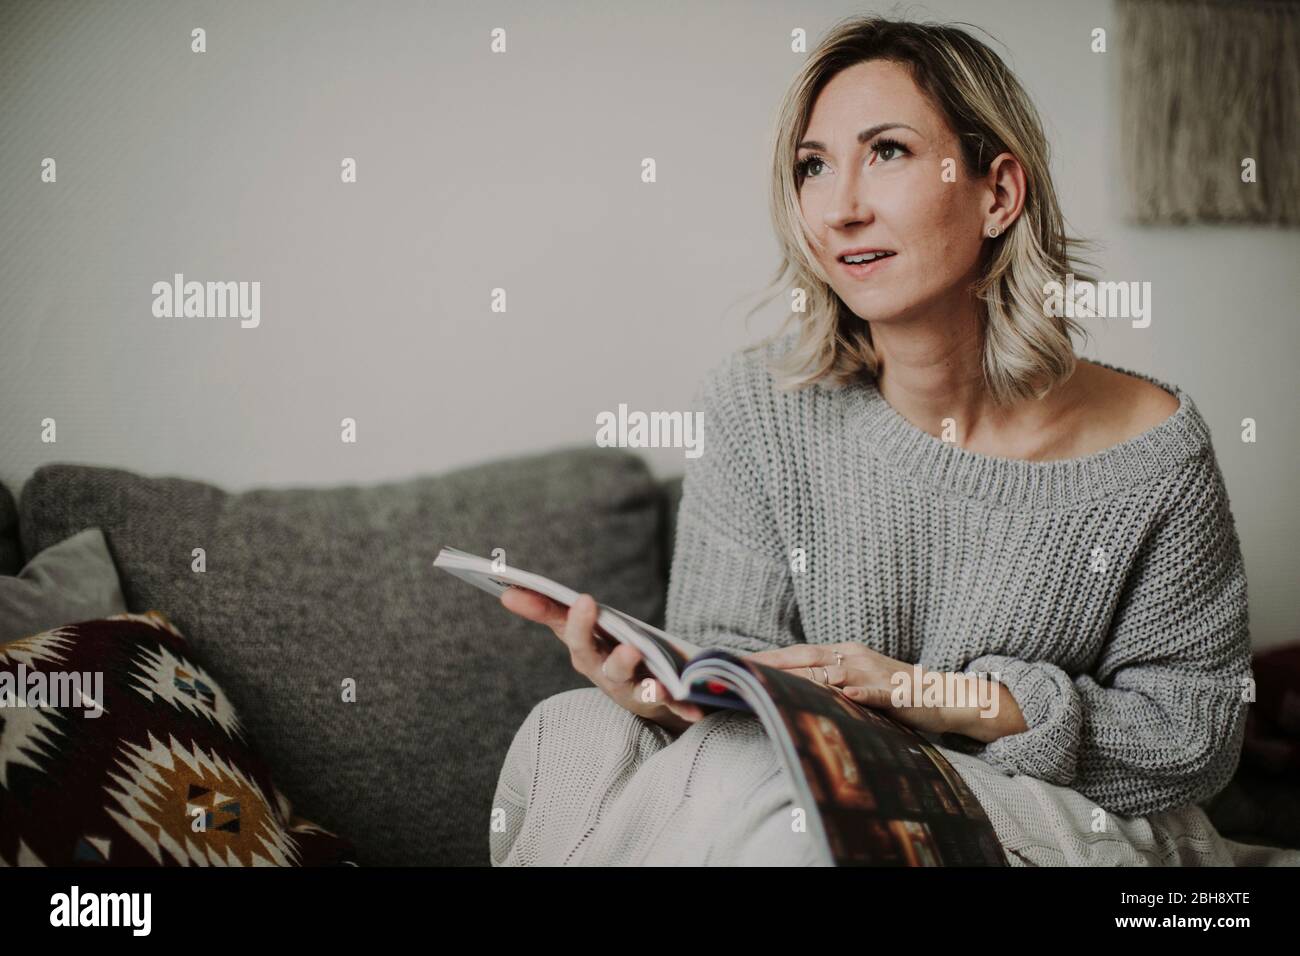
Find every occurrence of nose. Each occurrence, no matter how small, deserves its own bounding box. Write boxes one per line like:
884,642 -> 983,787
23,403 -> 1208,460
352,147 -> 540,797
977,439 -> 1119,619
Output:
822,163 -> 873,232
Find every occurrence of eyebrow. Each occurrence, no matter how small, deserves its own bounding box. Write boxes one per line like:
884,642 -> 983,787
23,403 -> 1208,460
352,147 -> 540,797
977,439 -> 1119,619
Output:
796,123 -> 919,152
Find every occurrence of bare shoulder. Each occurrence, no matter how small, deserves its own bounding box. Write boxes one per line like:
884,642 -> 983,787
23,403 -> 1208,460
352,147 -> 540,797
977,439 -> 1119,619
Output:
1075,360 -> 1181,443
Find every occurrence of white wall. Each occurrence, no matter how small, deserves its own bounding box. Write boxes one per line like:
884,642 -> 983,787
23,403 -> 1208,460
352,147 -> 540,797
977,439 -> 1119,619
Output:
1,0 -> 1295,647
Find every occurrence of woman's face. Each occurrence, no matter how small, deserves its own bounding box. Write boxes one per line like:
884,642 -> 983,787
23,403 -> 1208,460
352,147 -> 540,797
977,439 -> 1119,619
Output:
796,59 -> 993,328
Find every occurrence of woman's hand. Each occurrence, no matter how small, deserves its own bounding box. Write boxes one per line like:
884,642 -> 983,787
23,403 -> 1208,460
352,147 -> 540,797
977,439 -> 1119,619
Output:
745,642 -> 960,737
500,586 -> 705,734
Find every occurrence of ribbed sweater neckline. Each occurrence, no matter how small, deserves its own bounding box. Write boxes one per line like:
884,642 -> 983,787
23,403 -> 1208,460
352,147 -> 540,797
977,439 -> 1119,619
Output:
842,360 -> 1212,510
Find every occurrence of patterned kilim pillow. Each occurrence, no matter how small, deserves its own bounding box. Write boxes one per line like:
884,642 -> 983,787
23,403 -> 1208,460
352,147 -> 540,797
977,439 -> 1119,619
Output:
0,610 -> 355,866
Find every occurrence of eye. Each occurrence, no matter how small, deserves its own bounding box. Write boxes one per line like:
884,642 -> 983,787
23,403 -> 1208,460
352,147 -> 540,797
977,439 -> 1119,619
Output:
795,137 -> 911,182
870,137 -> 909,162
795,155 -> 826,180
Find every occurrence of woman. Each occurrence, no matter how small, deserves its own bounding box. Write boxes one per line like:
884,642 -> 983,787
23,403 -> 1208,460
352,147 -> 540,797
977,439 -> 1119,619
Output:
489,16 -> 1268,866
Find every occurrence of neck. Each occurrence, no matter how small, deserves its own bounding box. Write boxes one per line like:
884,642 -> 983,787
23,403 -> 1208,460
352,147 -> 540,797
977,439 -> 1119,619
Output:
868,311 -> 1072,449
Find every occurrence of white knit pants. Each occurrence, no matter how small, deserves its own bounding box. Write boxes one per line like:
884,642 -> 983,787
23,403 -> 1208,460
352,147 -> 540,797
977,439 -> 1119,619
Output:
491,687 -> 1300,867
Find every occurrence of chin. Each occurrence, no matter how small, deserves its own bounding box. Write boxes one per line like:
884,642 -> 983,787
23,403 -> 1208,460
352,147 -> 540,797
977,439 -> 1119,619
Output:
840,296 -> 908,324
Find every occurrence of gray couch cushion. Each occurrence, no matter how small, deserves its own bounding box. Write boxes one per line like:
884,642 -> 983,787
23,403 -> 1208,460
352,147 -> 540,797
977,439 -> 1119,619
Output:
18,446 -> 667,865
0,528 -> 128,643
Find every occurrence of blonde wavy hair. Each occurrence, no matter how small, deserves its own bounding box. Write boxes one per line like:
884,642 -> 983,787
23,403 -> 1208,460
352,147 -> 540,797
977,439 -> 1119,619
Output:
748,15 -> 1098,406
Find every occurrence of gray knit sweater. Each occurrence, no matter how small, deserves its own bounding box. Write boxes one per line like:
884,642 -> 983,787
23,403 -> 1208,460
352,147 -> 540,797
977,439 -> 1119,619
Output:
664,335 -> 1252,818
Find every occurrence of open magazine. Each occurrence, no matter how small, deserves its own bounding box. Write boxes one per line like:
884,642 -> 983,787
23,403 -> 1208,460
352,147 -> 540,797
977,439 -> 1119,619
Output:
434,546 -> 1006,867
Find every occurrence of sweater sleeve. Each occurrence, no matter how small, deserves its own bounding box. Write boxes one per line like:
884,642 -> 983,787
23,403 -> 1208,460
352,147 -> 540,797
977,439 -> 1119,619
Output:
954,451 -> 1253,817
664,359 -> 801,654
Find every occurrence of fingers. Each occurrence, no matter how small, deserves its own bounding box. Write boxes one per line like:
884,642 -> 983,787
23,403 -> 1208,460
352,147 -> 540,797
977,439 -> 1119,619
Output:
747,643 -> 838,669
502,588 -> 607,677
602,655 -> 703,724
500,587 -> 567,629
817,667 -> 897,713
842,685 -> 893,709
748,644 -> 881,680
600,643 -> 643,684
823,665 -> 870,688
665,699 -> 705,723
639,676 -> 704,723
503,587 -> 706,728
563,594 -> 603,675
618,671 -> 705,725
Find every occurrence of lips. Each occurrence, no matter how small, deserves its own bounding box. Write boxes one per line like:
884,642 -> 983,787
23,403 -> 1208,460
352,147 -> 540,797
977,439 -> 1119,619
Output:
837,249 -> 896,263
837,249 -> 897,279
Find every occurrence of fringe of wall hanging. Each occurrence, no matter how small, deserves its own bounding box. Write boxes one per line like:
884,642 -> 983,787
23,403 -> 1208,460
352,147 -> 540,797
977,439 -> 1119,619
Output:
1115,0 -> 1299,225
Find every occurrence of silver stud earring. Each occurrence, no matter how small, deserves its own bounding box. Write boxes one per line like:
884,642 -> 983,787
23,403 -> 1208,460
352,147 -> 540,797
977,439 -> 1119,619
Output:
987,225 -> 999,238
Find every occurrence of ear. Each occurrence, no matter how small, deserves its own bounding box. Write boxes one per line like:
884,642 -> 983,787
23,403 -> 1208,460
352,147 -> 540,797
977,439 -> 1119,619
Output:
984,151 -> 1027,232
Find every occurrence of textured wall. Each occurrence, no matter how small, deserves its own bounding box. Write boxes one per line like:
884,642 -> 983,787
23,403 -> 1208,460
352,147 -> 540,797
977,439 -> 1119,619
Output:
1,0 -> 1296,647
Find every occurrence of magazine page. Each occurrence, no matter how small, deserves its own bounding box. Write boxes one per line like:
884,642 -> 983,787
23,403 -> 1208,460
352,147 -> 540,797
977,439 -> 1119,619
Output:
681,654 -> 1007,867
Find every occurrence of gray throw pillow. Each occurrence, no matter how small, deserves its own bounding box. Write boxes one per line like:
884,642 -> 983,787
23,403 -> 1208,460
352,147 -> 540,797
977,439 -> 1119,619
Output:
0,528 -> 128,644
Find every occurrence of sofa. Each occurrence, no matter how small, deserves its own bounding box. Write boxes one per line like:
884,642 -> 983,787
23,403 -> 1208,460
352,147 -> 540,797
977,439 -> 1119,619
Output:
1,446 -> 1295,865
2,446 -> 684,865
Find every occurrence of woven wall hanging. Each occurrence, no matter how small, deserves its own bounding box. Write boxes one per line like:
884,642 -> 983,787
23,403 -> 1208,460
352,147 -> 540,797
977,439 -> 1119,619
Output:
1115,0 -> 1299,225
